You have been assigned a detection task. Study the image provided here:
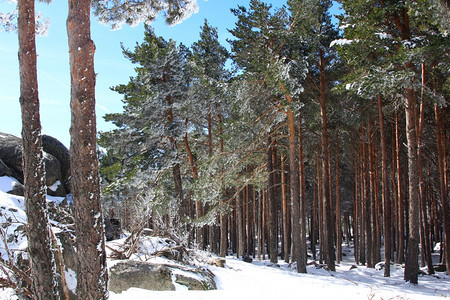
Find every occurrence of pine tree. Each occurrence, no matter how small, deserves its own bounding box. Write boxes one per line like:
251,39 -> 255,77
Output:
100,27 -> 192,238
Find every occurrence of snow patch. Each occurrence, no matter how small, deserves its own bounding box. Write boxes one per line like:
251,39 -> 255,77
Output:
48,180 -> 61,192
0,176 -> 20,194
330,38 -> 354,47
64,268 -> 77,293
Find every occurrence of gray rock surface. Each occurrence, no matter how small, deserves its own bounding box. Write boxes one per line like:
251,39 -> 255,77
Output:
42,134 -> 71,193
0,159 -> 12,177
108,260 -> 217,294
109,260 -> 175,293
0,132 -> 70,196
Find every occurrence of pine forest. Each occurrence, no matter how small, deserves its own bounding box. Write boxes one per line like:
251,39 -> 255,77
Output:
99,0 -> 448,284
0,0 -> 448,298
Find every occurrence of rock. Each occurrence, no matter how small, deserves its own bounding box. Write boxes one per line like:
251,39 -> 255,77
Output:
6,181 -> 24,196
242,254 -> 253,263
0,133 -> 24,181
108,260 -> 217,294
207,257 -> 226,268
47,180 -> 66,197
109,260 -> 175,293
0,132 -> 70,196
0,159 -> 12,177
42,153 -> 64,193
42,135 -> 70,193
55,230 -> 77,272
434,264 -> 446,272
173,268 -> 216,290
104,218 -> 121,241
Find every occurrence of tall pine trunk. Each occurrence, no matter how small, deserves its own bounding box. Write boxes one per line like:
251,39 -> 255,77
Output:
219,115 -> 228,257
67,0 -> 108,297
18,1 -> 59,298
267,137 -> 278,263
335,136 -> 342,264
395,110 -> 405,264
319,49 -> 335,271
281,155 -> 290,262
403,86 -> 420,284
378,94 -> 391,277
434,104 -> 450,274
298,114 -> 307,270
417,66 -> 434,274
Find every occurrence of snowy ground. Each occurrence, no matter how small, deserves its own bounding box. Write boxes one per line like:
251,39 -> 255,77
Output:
110,254 -> 449,300
0,176 -> 448,299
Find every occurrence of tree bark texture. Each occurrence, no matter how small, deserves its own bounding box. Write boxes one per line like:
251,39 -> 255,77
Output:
403,87 -> 420,284
18,1 -> 59,298
67,0 -> 108,297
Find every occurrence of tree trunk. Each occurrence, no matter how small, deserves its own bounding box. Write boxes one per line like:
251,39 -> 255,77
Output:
218,115 -> 227,257
353,153 -> 359,264
360,130 -> 367,266
312,163 -> 317,261
267,137 -> 278,263
281,155 -> 290,262
236,189 -> 245,258
335,136 -> 342,264
367,120 -> 376,268
298,114 -> 308,270
378,94 -> 391,277
319,50 -> 335,271
435,104 -> 450,274
416,66 -> 435,274
172,163 -> 184,227
395,110 -> 405,264
403,86 -> 420,284
18,1 -> 59,298
67,0 -> 108,297
279,82 -> 303,272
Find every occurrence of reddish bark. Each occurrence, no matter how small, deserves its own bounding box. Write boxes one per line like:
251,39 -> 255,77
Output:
18,0 -> 59,298
67,0 -> 108,297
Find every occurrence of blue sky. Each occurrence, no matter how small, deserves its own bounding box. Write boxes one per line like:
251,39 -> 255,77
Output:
0,0 -> 340,147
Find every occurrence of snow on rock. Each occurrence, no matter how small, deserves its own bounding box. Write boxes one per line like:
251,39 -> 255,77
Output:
48,180 -> 62,192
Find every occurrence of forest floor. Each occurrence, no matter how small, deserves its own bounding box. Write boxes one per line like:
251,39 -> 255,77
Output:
109,248 -> 449,300
0,176 -> 448,299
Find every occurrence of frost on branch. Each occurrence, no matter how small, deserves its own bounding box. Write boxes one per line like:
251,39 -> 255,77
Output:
0,5 -> 50,36
92,0 -> 199,30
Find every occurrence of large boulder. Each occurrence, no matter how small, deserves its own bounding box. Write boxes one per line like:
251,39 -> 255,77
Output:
108,260 -> 217,294
109,260 -> 175,294
42,134 -> 71,193
0,132 -> 69,196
